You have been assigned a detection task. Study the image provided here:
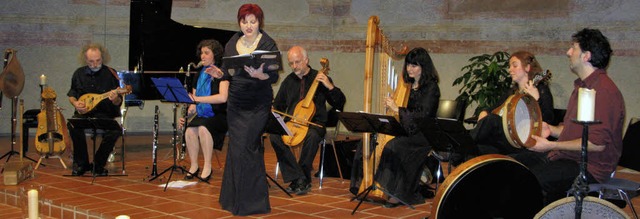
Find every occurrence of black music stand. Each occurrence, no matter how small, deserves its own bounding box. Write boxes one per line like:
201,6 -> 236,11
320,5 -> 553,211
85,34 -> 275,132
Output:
66,118 -> 126,183
263,111 -> 294,197
338,112 -> 414,214
421,117 -> 475,161
148,77 -> 206,191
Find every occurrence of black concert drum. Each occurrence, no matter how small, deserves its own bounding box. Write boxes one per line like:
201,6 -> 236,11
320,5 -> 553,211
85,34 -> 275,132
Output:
535,196 -> 629,219
502,93 -> 542,148
431,154 -> 544,219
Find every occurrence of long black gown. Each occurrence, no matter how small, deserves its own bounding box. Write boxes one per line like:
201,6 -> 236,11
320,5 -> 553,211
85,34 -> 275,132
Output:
218,30 -> 279,216
351,80 -> 440,205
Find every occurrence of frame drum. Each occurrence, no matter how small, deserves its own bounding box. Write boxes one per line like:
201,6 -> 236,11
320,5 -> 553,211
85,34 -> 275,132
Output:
502,93 -> 542,148
535,196 -> 630,219
431,154 -> 543,219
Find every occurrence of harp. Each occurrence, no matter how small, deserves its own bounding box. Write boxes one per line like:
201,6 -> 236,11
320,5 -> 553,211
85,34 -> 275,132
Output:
359,16 -> 409,200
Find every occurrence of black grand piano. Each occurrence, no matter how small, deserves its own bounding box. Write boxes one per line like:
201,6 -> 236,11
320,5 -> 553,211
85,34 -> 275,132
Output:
125,0 -> 236,103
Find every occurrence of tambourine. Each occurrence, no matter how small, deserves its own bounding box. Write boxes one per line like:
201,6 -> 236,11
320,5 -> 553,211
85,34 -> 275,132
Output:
501,93 -> 542,148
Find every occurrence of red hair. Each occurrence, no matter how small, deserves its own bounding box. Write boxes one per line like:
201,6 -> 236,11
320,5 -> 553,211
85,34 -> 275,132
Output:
237,4 -> 264,29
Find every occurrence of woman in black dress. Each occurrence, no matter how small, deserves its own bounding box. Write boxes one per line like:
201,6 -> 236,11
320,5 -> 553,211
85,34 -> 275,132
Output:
218,4 -> 279,216
374,47 -> 441,207
471,51 -> 554,155
180,39 -> 228,182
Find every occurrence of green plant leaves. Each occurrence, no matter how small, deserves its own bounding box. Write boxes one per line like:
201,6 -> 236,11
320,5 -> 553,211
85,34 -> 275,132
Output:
453,51 -> 511,116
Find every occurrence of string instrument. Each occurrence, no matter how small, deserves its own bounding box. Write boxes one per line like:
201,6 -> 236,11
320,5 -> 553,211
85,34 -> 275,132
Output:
35,86 -> 70,156
77,85 -> 132,114
281,58 -> 330,147
491,70 -> 552,116
359,15 -> 410,201
0,48 -> 25,98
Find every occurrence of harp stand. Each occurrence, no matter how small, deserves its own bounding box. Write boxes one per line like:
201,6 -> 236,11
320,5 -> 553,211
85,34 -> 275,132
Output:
571,119 -> 601,219
1,97 -> 38,173
338,112 -> 414,215
147,77 -> 208,191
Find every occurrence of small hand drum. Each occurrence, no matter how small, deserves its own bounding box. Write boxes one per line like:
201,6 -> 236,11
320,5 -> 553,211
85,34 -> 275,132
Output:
501,93 -> 542,148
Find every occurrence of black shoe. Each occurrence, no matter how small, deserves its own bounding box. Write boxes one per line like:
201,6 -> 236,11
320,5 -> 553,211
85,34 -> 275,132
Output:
184,167 -> 200,180
296,182 -> 312,195
383,202 -> 400,208
285,181 -> 299,193
71,164 -> 92,176
200,169 -> 212,182
93,166 -> 109,176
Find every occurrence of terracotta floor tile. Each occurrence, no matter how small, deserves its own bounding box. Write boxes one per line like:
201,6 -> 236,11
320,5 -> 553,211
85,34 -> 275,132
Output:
3,134 -> 640,218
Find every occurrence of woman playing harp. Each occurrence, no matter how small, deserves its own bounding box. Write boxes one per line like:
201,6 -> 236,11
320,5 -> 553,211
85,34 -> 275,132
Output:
373,47 -> 441,207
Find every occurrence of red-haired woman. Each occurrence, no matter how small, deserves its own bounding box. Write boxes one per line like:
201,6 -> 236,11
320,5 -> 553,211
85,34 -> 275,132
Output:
218,3 -> 279,216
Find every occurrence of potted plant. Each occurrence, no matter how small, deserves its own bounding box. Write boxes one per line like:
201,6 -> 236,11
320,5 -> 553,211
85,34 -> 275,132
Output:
453,51 -> 511,117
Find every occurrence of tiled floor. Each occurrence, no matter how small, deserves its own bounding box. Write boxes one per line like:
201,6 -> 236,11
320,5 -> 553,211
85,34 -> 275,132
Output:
1,133 -> 639,218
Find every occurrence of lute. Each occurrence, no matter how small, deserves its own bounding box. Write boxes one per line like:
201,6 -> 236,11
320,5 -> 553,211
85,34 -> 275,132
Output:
77,85 -> 131,114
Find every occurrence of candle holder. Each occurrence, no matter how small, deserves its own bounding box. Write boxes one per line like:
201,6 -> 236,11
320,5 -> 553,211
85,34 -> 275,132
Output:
570,119 -> 601,219
19,184 -> 45,219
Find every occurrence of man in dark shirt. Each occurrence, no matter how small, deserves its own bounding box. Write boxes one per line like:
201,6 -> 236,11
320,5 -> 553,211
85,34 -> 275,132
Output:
269,46 -> 346,195
512,28 -> 625,204
67,43 -> 123,176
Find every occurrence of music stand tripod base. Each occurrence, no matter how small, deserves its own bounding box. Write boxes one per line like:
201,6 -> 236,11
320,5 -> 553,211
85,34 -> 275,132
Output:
148,77 -> 208,191
338,112 -> 415,214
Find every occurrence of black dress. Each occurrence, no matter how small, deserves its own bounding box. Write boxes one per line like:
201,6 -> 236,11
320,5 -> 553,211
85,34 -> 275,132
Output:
218,30 -> 279,216
351,80 -> 440,205
186,70 -> 228,150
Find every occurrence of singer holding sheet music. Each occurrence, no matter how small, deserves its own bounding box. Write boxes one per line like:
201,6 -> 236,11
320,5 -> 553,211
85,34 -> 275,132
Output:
219,4 -> 279,216
179,39 -> 228,182
372,47 -> 441,207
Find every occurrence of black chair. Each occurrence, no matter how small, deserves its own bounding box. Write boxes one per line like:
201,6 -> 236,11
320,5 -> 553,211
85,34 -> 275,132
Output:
428,99 -> 467,189
585,118 -> 640,218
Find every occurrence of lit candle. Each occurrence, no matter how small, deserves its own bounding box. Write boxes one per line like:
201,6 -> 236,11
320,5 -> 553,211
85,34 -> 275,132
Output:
27,189 -> 38,219
39,74 -> 46,86
577,88 -> 596,122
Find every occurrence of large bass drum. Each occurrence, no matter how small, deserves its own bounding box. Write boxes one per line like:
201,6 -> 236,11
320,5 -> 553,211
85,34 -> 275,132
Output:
535,196 -> 629,219
431,154 -> 543,219
502,93 -> 542,148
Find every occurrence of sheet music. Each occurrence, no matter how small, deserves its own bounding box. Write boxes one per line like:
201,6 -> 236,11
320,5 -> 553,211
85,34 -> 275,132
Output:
272,111 -> 293,136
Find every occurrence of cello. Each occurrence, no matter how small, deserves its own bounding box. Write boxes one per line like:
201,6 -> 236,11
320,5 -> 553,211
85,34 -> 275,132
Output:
35,86 -> 70,157
281,58 -> 330,146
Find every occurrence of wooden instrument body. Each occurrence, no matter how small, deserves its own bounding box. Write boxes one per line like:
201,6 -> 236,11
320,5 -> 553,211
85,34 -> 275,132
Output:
0,49 -> 25,98
359,15 -> 410,200
77,85 -> 131,114
35,87 -> 69,156
282,58 -> 329,146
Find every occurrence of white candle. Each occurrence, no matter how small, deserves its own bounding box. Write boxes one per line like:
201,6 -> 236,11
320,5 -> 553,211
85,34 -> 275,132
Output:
27,189 -> 38,219
577,88 -> 596,122
115,215 -> 131,219
39,74 -> 46,86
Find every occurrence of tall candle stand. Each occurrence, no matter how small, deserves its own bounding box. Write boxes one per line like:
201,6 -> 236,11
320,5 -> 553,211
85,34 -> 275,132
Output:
571,119 -> 601,219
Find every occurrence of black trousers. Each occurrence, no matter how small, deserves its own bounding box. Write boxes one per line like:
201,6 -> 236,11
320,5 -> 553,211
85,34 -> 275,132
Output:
269,127 -> 325,184
68,120 -> 121,169
511,151 -> 598,205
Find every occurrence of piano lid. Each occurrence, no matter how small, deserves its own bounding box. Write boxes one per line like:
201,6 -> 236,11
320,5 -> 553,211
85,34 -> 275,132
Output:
128,0 -> 236,100
129,0 -> 236,72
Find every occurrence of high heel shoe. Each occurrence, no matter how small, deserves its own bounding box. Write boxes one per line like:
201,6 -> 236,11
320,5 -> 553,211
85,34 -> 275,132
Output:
184,167 -> 199,180
200,169 -> 212,182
